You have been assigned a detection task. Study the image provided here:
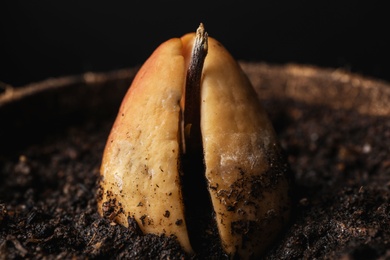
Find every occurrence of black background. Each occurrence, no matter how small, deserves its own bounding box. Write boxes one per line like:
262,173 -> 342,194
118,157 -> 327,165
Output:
1,1 -> 389,87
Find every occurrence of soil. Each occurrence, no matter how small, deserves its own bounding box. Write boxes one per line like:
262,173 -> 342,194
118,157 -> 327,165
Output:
1,67 -> 390,259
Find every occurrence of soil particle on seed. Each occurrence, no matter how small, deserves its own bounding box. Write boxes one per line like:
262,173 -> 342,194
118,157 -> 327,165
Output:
1,97 -> 390,259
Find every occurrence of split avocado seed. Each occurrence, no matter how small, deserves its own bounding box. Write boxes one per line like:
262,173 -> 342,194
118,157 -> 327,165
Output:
98,23 -> 293,259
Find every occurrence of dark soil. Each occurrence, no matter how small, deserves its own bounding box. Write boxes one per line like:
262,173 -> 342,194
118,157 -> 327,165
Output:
1,95 -> 390,259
